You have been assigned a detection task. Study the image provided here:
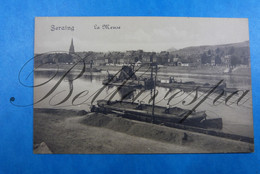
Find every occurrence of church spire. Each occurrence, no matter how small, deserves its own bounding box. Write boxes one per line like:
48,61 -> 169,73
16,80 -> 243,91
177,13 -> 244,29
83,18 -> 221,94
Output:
69,38 -> 75,54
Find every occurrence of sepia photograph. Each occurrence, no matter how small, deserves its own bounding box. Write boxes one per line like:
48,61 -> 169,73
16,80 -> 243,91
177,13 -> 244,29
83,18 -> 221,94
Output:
33,17 -> 254,153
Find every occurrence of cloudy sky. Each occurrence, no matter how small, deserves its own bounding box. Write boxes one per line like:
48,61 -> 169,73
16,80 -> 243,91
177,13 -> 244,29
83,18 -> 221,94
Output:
35,17 -> 249,53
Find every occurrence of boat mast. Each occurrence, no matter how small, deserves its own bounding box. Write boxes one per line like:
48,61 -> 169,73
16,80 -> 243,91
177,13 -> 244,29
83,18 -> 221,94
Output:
151,63 -> 157,123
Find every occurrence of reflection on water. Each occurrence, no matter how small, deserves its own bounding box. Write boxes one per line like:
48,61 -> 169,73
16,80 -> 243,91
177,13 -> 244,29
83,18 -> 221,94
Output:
34,70 -> 254,137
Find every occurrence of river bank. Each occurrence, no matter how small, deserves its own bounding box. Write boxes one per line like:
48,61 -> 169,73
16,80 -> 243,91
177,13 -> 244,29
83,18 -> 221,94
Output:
35,63 -> 251,77
33,108 -> 253,154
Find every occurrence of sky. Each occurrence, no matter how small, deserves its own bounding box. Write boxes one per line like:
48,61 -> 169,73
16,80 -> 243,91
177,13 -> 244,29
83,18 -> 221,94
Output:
34,17 -> 249,53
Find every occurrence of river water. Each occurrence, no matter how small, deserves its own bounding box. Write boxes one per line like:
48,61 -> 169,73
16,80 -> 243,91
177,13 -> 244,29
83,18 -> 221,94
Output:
34,69 -> 254,138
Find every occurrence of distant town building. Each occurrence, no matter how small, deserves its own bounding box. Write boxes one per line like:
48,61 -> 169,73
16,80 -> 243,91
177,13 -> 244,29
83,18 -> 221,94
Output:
69,38 -> 75,54
211,58 -> 216,66
119,58 -> 124,64
221,55 -> 231,67
135,61 -> 142,66
95,58 -> 106,66
181,63 -> 189,67
172,58 -> 182,66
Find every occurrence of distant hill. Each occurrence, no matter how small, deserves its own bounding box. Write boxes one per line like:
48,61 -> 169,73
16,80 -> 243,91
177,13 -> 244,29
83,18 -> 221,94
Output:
168,41 -> 249,57
166,41 -> 250,66
167,47 -> 178,52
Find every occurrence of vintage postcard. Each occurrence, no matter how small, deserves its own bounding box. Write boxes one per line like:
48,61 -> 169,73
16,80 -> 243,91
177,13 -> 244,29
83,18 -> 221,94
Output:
33,17 -> 254,153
